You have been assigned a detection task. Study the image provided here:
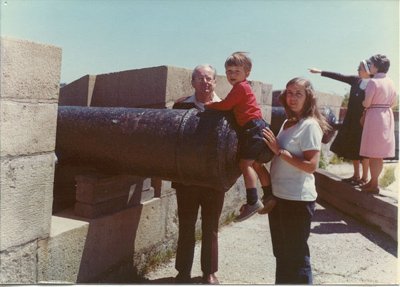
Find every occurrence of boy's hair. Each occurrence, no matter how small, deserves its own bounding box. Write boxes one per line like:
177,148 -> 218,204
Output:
224,52 -> 252,71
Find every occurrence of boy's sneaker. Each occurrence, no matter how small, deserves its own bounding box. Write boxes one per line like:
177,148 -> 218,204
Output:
234,200 -> 263,222
258,195 -> 277,214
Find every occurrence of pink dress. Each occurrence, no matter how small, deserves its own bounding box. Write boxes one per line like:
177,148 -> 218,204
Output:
360,73 -> 397,158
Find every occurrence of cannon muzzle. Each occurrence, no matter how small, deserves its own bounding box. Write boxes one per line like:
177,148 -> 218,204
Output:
56,106 -> 256,191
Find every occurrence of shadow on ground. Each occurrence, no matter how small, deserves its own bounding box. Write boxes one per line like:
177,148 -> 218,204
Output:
313,199 -> 397,257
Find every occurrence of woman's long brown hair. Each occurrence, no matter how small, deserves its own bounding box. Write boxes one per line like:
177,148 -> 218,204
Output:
279,77 -> 331,133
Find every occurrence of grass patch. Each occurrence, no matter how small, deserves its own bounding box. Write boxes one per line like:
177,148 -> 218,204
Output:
140,249 -> 175,276
221,211 -> 237,226
319,151 -> 328,169
379,166 -> 396,188
329,154 -> 345,165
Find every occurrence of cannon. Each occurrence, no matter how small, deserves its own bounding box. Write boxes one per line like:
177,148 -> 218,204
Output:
56,106 -> 274,191
55,105 -> 339,192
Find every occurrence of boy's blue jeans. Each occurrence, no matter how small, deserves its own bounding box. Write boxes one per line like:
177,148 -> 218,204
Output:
268,197 -> 315,284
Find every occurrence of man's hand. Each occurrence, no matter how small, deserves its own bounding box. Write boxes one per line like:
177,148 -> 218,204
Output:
175,96 -> 190,103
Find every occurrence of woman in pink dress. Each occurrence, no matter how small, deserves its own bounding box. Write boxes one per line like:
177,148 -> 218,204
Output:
360,54 -> 397,194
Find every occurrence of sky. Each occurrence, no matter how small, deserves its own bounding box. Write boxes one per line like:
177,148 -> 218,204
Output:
1,0 -> 399,96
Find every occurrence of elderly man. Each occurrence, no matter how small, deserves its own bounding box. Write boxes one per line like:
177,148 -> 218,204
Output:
172,64 -> 224,284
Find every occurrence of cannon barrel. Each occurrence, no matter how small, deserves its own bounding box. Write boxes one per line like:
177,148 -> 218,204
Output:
56,106 -> 252,191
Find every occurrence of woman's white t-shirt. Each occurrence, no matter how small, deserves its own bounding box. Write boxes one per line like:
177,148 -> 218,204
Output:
270,117 -> 323,201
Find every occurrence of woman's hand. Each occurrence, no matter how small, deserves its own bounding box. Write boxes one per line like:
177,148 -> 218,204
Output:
262,128 -> 280,155
308,68 -> 322,74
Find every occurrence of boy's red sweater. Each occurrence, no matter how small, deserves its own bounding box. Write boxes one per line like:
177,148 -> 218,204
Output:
206,80 -> 262,127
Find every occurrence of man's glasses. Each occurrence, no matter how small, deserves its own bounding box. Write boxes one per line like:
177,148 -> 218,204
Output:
193,76 -> 215,83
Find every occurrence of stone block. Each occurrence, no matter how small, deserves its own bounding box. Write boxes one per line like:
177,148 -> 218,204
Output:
260,105 -> 272,124
61,65 -> 273,109
59,75 -> 96,106
74,174 -> 155,218
0,37 -> 61,101
75,174 -> 144,204
0,153 -> 55,251
0,241 -> 37,284
134,198 -> 166,252
315,169 -> 397,241
90,66 -> 168,108
160,188 -> 179,238
261,83 -> 273,106
55,205 -> 143,282
164,66 -> 193,103
0,100 -> 58,157
38,216 -> 89,283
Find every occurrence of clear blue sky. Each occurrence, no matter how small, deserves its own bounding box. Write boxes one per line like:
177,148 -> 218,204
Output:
1,0 -> 399,95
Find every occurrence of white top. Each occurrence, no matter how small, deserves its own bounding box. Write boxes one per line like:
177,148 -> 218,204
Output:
183,92 -> 221,111
270,117 -> 323,201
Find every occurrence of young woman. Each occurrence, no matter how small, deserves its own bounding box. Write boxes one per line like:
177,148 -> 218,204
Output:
262,77 -> 331,284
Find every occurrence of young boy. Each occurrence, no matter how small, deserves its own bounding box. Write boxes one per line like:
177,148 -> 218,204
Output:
205,52 -> 276,221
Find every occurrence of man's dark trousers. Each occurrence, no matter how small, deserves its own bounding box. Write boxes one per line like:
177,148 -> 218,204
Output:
175,184 -> 225,275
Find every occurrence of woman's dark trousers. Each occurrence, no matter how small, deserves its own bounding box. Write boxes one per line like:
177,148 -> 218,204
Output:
268,197 -> 315,284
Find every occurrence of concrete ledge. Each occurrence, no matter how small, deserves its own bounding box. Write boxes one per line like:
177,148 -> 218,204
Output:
315,169 -> 397,241
38,216 -> 89,283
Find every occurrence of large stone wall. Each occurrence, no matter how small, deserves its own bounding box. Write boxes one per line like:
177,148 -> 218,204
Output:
0,37 -> 63,283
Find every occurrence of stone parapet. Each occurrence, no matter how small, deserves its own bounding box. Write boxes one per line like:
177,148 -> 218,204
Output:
0,37 -> 61,283
315,169 -> 397,241
59,66 -> 273,124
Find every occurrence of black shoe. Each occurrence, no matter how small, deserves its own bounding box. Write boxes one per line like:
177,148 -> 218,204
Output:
175,272 -> 191,284
202,273 -> 219,284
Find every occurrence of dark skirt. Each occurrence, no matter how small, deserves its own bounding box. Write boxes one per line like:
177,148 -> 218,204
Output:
330,119 -> 363,160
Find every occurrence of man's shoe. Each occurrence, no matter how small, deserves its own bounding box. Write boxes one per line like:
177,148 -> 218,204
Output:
175,272 -> 191,284
202,273 -> 219,284
234,200 -> 263,222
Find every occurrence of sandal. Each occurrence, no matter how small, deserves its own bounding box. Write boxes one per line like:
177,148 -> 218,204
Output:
342,176 -> 360,184
361,186 -> 380,194
354,178 -> 368,186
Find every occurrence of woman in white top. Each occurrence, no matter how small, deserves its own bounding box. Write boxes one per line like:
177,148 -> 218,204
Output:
262,77 -> 331,284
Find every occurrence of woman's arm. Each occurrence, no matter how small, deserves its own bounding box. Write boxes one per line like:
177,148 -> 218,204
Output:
263,128 -> 320,174
309,68 -> 356,85
362,80 -> 376,108
277,149 -> 320,174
